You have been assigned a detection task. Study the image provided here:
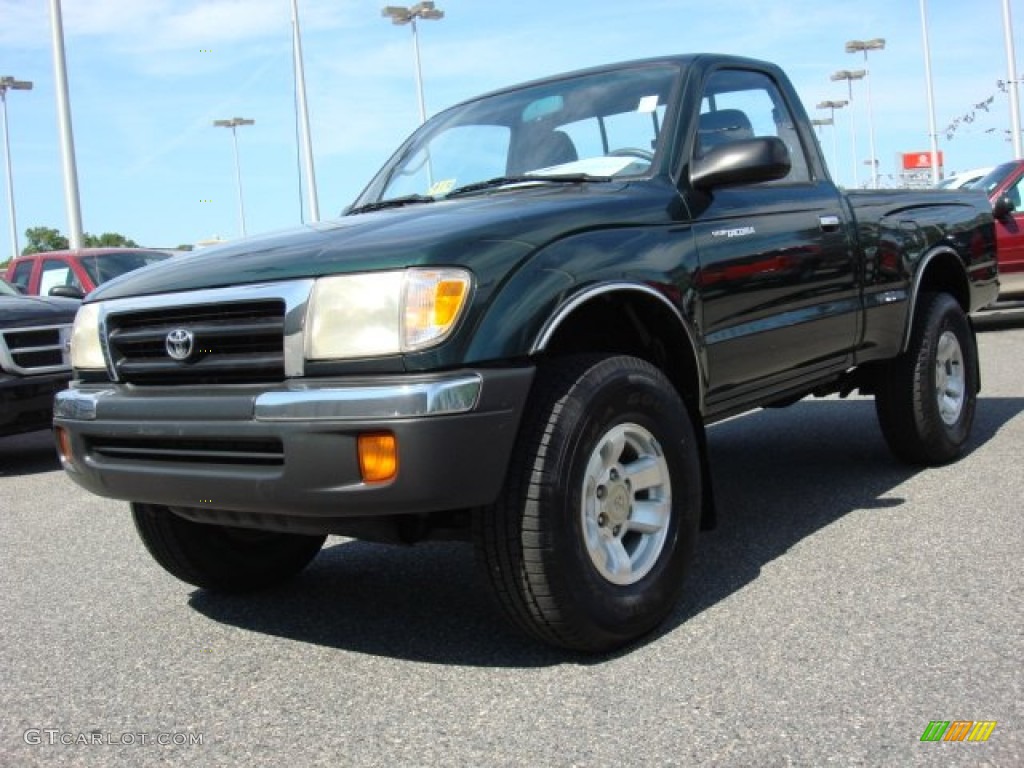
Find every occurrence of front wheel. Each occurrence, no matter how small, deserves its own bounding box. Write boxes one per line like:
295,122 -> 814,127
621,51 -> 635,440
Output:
132,503 -> 326,592
475,355 -> 702,652
875,292 -> 978,464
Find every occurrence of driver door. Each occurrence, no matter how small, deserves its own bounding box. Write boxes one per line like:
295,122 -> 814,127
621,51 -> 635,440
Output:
690,68 -> 859,414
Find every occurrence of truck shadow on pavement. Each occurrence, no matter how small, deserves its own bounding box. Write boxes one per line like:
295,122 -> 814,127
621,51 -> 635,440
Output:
188,395 -> 1024,667
0,429 -> 60,477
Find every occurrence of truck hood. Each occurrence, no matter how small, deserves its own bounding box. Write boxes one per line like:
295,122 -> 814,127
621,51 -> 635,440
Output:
90,181 -> 673,301
0,295 -> 80,327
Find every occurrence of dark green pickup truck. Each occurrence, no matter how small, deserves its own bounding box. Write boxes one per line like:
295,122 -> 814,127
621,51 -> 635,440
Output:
55,54 -> 998,651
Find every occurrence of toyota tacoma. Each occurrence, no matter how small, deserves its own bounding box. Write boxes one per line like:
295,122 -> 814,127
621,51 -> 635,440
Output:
53,55 -> 999,651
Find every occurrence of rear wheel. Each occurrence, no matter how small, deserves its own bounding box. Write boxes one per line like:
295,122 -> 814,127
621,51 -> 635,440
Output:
875,292 -> 978,464
476,355 -> 701,652
132,503 -> 326,592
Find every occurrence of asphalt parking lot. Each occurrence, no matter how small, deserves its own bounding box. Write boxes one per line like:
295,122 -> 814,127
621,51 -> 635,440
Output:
1,315 -> 1022,767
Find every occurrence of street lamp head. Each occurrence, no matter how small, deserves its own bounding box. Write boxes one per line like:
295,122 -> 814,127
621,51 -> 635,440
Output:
383,6 -> 412,24
845,38 -> 886,53
817,99 -> 849,109
213,117 -> 255,128
383,3 -> 444,24
811,118 -> 834,126
831,69 -> 866,82
410,2 -> 442,17
0,76 -> 34,92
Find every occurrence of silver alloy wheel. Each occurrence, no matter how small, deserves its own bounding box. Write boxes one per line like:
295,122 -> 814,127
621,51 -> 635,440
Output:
580,422 -> 671,586
935,329 -> 966,426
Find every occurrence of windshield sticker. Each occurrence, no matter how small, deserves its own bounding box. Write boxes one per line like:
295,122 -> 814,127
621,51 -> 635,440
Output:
428,178 -> 456,196
637,95 -> 659,113
529,156 -> 636,176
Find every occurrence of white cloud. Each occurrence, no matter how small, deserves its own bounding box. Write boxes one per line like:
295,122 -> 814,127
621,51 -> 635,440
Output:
0,0 -> 366,51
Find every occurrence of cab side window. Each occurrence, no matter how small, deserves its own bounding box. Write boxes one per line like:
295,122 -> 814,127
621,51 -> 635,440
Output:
697,69 -> 812,184
39,259 -> 82,296
10,260 -> 33,292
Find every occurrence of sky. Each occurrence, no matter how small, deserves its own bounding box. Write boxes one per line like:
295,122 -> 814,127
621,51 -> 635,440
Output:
1,0 -> 1022,257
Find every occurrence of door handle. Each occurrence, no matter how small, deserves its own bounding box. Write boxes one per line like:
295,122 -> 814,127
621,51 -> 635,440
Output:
819,215 -> 841,232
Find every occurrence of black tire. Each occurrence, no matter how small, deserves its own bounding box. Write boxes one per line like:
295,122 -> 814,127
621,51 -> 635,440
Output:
132,503 -> 326,592
475,355 -> 702,652
875,292 -> 978,465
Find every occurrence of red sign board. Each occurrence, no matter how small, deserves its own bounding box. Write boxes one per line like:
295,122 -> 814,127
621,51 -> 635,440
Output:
902,151 -> 944,170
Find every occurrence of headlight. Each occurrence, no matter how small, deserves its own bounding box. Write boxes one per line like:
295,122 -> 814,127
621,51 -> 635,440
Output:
70,303 -> 106,370
306,268 -> 472,360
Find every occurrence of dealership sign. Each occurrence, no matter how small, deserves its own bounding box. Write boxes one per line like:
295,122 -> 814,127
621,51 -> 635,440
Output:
902,151 -> 944,170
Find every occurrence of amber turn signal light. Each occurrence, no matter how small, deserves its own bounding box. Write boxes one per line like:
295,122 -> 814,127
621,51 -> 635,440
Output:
55,426 -> 74,465
357,433 -> 398,483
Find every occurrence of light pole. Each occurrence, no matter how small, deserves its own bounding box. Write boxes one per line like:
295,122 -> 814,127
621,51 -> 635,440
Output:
831,69 -> 866,187
1002,0 -> 1023,158
290,0 -> 319,222
49,0 -> 83,249
213,117 -> 254,238
919,1 -> 941,184
382,3 -> 444,125
846,39 -> 885,188
0,76 -> 32,260
816,99 -> 848,182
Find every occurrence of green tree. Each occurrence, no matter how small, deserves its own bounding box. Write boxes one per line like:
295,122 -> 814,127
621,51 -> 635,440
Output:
21,226 -> 141,255
22,226 -> 69,255
84,232 -> 140,248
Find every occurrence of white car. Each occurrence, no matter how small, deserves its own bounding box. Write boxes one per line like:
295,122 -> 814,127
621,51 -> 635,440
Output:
936,167 -> 993,189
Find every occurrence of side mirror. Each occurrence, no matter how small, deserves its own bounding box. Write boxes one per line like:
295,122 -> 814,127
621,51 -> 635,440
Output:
993,195 -> 1016,220
48,285 -> 85,300
690,137 -> 791,190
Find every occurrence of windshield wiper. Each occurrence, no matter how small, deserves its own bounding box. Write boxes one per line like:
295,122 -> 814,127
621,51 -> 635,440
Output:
346,194 -> 435,216
445,174 -> 612,199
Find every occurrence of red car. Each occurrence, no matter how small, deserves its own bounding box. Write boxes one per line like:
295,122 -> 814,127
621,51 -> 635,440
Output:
978,161 -> 1024,299
5,248 -> 170,299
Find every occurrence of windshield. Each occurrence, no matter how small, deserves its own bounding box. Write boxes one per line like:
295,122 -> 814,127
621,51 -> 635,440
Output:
354,63 -> 681,206
79,250 -> 169,286
975,162 -> 1020,197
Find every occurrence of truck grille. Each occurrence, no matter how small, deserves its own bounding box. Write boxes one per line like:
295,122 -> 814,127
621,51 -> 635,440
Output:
105,300 -> 285,385
0,325 -> 71,375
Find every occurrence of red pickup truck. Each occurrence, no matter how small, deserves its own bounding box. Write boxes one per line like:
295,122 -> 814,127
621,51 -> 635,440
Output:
978,161 -> 1024,298
5,248 -> 170,299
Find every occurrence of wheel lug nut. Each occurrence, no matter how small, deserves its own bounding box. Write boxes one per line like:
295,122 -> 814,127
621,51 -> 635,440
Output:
598,513 -> 607,527
596,485 -> 606,500
612,525 -> 621,536
610,469 -> 619,481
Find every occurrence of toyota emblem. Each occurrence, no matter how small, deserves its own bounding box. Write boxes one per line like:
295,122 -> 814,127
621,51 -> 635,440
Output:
165,328 -> 195,361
